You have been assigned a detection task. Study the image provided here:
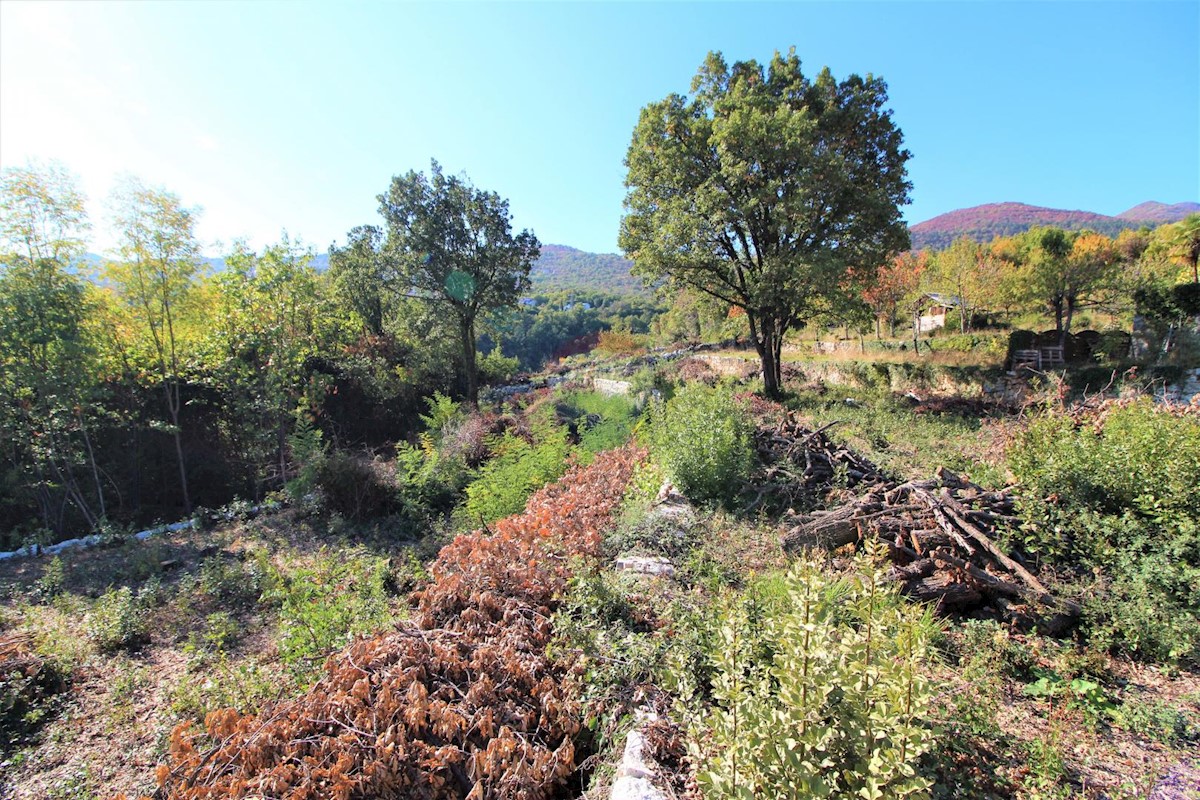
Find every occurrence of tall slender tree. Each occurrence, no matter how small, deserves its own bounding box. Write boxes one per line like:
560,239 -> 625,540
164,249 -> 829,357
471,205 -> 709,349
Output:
0,161 -> 89,263
106,179 -> 202,513
0,163 -> 106,534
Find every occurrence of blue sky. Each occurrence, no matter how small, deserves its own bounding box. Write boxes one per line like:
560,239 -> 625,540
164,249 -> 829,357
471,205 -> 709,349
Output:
1,1 -> 1196,257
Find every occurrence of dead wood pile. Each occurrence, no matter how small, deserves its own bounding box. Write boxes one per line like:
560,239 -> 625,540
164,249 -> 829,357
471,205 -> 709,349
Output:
746,413 -> 887,512
759,411 -> 1078,633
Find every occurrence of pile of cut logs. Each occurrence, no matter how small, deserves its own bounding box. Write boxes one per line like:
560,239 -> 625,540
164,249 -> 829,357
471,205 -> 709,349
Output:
745,415 -> 887,513
761,412 -> 1079,633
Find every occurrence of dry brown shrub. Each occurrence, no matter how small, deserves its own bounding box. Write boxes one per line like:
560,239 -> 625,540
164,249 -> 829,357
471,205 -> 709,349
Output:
674,358 -> 717,386
150,446 -> 645,800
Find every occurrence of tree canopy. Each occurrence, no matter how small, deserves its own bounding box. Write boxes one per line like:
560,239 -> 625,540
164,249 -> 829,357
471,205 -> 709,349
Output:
620,49 -> 911,394
378,162 -> 540,406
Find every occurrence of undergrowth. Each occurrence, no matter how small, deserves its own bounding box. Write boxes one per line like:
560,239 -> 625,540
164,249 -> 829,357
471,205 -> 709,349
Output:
1007,399 -> 1200,663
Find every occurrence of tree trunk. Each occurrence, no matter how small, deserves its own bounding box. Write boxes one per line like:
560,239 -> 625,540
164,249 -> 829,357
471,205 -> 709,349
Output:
172,427 -> 191,514
461,316 -> 479,408
166,383 -> 192,514
1060,295 -> 1076,349
79,417 -> 106,521
278,411 -> 289,486
751,313 -> 783,397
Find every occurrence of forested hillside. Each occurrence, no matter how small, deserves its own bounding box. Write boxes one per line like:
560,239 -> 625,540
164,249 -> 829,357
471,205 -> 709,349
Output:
910,201 -> 1197,250
530,244 -> 648,295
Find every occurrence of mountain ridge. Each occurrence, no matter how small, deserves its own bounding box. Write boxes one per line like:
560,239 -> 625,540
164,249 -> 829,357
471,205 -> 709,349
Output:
910,200 -> 1198,250
529,244 -> 647,295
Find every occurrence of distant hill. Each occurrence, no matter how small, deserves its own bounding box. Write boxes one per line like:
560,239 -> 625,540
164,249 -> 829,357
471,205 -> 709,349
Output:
1116,201 -> 1200,224
531,244 -> 648,296
75,246 -> 646,297
77,252 -> 330,273
909,201 -> 1197,250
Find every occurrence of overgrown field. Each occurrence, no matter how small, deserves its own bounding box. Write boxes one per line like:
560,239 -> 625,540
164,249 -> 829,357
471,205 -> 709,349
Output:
2,376 -> 1199,800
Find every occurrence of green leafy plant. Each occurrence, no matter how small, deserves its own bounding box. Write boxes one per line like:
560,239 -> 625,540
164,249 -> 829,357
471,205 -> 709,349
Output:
169,651 -> 280,721
650,383 -> 753,506
685,543 -> 938,799
33,556 -> 66,603
85,586 -> 148,653
603,510 -> 699,560
1114,698 -> 1200,744
552,565 -> 664,748
418,390 -> 462,435
1023,725 -> 1070,798
1022,672 -> 1115,728
261,550 -> 394,684
478,349 -> 520,385
462,412 -> 571,524
1007,400 -> 1200,663
284,414 -> 327,506
559,390 -> 640,457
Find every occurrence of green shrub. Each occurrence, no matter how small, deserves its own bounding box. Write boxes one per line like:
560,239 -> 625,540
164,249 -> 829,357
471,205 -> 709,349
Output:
1094,329 -> 1131,362
1,639 -> 64,749
683,544 -> 938,799
169,652 -> 279,721
629,364 -> 675,398
650,384 -> 753,506
194,554 -> 261,607
262,550 -> 394,684
462,414 -> 571,524
1114,698 -> 1200,744
394,440 -> 462,522
552,565 -> 666,750
619,459 -> 665,510
32,556 -> 66,603
603,510 -> 699,560
478,349 -> 520,385
560,390 -> 640,456
86,586 -> 148,653
315,451 -> 399,520
1007,401 -> 1200,663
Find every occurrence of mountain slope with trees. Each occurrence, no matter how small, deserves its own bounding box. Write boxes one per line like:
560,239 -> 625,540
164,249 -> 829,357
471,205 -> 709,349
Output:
910,201 -> 1197,250
1118,201 -> 1200,224
530,244 -> 647,296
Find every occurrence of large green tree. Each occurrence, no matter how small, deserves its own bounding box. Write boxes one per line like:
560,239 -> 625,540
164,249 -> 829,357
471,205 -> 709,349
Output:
620,49 -> 911,395
210,237 -> 338,492
378,162 -> 539,406
328,225 -> 393,336
1167,213 -> 1200,285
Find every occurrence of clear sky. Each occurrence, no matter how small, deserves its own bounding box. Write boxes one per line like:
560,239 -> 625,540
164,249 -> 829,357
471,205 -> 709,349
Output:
2,1 -> 1197,257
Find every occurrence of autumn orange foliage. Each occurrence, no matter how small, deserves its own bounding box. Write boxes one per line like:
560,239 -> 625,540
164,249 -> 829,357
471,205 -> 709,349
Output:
147,445 -> 645,800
